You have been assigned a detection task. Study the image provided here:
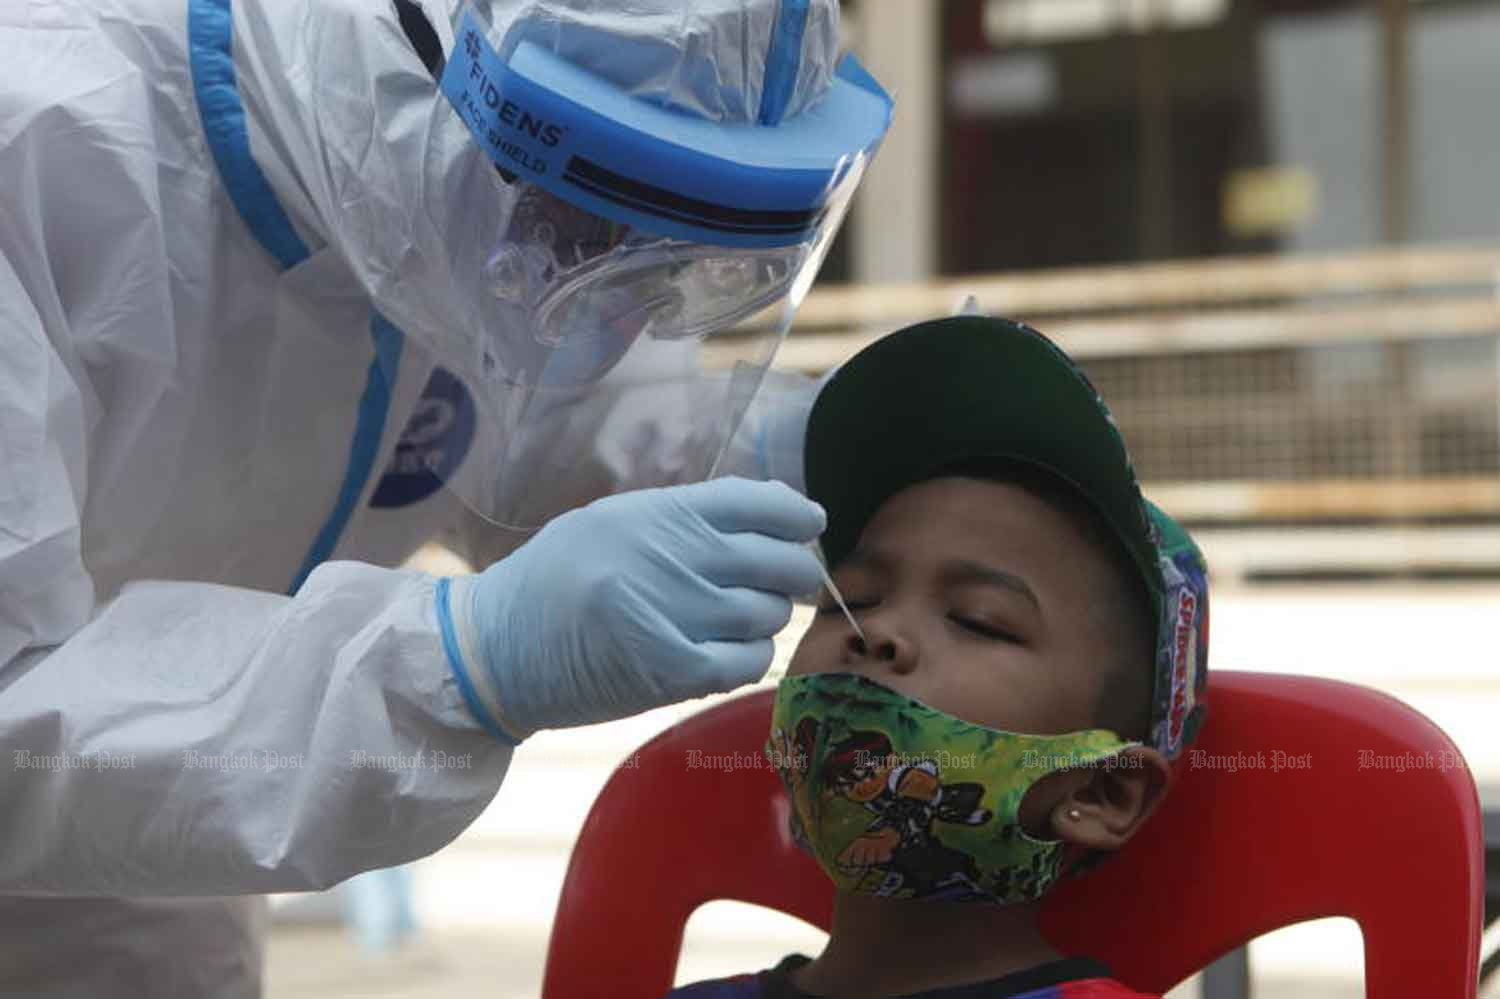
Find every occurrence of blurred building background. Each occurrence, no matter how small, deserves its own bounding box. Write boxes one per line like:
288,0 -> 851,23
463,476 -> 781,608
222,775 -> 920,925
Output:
824,0 -> 1499,501
267,2 -> 1498,996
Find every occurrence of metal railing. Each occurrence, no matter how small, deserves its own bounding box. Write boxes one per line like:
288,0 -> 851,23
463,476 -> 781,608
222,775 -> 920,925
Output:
722,246 -> 1500,575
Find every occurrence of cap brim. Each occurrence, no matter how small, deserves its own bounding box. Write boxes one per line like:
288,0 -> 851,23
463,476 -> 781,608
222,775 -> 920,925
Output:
804,316 -> 1159,594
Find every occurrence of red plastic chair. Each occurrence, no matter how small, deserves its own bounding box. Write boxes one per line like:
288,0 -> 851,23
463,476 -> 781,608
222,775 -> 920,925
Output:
542,672 -> 1484,997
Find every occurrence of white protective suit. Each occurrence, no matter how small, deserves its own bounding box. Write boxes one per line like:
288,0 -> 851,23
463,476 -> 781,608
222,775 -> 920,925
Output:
0,0 -> 835,994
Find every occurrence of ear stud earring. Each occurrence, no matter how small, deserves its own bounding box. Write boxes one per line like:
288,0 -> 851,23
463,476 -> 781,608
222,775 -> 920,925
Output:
1066,808 -> 1082,822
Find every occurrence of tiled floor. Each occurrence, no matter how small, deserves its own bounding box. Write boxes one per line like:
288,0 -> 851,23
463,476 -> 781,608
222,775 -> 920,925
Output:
267,582 -> 1498,998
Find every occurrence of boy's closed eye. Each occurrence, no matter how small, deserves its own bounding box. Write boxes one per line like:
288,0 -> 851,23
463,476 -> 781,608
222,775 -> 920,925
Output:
946,586 -> 1038,644
948,612 -> 1026,644
813,595 -> 1030,646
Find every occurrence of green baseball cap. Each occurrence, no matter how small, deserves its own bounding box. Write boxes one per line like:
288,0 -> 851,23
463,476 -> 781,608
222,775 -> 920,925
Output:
803,315 -> 1209,759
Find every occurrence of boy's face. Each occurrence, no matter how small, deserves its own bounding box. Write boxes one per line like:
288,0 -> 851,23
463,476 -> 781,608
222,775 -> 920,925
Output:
789,476 -> 1127,737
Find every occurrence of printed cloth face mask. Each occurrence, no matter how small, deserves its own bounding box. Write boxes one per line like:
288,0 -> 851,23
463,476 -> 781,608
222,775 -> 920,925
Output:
431,4 -> 893,529
767,672 -> 1139,905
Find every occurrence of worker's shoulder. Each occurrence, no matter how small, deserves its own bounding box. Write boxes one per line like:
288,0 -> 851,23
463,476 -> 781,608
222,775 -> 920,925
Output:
0,4 -> 160,116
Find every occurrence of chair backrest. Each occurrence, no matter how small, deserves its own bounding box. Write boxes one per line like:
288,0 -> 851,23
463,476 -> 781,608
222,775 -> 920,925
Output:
542,672 -> 1483,998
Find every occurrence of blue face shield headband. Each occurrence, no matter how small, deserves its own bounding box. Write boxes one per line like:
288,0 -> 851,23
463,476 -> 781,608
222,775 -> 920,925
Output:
430,4 -> 893,531
442,8 -> 891,250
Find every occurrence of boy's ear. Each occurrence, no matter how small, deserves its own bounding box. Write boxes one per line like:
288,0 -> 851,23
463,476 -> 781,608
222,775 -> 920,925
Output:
1049,746 -> 1172,852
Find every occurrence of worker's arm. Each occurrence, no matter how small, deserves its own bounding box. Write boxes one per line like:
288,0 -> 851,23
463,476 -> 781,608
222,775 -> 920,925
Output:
0,255 -> 510,897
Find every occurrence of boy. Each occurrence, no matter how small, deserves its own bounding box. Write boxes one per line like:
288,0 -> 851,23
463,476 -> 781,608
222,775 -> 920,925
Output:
671,315 -> 1210,998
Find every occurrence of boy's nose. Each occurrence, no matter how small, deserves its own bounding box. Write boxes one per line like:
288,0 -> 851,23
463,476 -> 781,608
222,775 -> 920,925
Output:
842,625 -> 916,673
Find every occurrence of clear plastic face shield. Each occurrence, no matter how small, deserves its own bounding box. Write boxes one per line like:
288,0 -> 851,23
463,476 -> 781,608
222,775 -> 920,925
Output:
434,5 -> 892,529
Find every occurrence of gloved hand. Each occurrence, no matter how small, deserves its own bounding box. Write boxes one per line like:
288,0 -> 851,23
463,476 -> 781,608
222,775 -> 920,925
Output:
445,477 -> 827,742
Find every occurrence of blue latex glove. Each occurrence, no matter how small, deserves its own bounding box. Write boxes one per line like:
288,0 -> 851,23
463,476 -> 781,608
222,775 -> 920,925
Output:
442,477 -> 826,742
